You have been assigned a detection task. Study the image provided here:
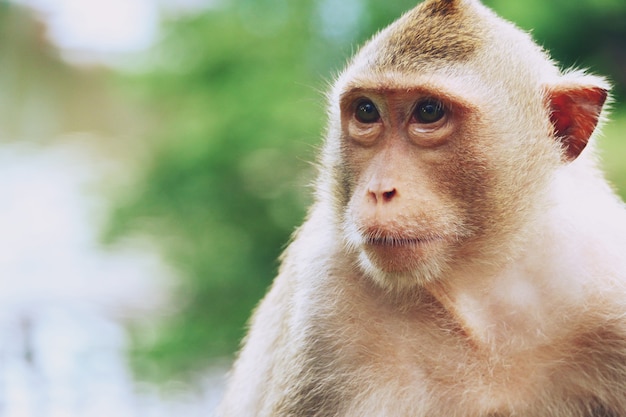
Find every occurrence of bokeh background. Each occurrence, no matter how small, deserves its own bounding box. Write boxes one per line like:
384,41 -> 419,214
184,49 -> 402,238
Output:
0,0 -> 624,415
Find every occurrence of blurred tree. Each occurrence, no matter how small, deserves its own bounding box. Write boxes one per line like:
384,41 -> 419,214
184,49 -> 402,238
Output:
107,0 -> 626,383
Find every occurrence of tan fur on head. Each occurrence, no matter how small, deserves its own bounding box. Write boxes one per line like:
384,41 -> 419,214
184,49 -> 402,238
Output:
219,1 -> 625,416
374,0 -> 482,67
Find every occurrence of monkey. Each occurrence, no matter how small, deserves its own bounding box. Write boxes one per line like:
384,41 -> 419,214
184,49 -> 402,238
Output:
217,0 -> 626,416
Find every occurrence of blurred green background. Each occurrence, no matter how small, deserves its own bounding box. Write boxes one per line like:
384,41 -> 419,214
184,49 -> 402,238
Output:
2,0 -> 625,392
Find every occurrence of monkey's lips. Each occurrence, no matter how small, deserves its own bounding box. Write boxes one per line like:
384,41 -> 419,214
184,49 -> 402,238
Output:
366,236 -> 441,247
362,233 -> 445,272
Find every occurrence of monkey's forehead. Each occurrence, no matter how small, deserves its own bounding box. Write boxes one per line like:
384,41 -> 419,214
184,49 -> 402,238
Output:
336,70 -> 484,105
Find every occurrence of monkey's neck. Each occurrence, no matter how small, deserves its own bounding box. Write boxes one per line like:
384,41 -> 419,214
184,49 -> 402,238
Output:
426,218 -> 593,352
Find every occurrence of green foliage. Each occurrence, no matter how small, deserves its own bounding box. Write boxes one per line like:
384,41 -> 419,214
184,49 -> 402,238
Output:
107,0 -> 626,383
109,4 -> 325,379
601,109 -> 626,200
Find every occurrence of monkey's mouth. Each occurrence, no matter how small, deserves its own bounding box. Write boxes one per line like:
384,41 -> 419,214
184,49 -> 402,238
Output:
358,229 -> 447,273
362,227 -> 445,247
365,236 -> 441,247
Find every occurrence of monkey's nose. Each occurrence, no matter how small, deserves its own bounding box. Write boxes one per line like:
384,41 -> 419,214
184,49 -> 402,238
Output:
368,187 -> 398,204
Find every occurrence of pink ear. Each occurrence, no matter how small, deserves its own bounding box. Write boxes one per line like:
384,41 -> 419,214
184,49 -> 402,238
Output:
548,85 -> 607,161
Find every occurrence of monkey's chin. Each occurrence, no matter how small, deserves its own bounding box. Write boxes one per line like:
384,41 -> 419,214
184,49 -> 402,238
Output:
357,240 -> 449,292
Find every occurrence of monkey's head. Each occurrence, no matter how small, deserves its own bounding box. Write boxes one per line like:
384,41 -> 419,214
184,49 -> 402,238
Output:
318,0 -> 609,292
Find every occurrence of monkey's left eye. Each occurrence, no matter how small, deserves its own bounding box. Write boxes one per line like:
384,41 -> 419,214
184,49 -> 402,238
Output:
355,100 -> 381,123
414,99 -> 445,124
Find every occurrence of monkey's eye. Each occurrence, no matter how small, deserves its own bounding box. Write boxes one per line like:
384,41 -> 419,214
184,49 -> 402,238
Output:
414,99 -> 445,124
355,99 -> 380,124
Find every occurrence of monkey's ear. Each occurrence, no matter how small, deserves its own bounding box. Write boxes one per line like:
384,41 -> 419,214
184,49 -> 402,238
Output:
547,82 -> 608,162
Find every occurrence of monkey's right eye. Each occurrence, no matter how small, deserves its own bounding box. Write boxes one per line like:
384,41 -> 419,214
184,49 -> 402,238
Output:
355,100 -> 380,123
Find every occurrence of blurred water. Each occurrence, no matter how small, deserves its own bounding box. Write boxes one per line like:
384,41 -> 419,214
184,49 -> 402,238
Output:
0,142 -> 226,416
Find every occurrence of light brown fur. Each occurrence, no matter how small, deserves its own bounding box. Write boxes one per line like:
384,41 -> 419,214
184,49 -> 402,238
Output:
218,0 -> 625,415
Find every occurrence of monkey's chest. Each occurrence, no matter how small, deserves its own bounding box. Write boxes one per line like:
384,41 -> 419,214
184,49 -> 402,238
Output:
345,324 -> 551,413
313,299 -> 590,416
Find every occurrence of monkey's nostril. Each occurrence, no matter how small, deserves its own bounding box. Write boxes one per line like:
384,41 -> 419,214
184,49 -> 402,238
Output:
383,189 -> 397,202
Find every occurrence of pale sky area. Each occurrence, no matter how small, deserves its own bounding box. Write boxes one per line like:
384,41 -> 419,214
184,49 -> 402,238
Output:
13,0 -> 213,56
16,0 -> 159,53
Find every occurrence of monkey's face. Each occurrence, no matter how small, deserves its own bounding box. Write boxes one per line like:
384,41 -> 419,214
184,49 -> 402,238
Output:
323,0 -> 606,293
335,73 -> 532,291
